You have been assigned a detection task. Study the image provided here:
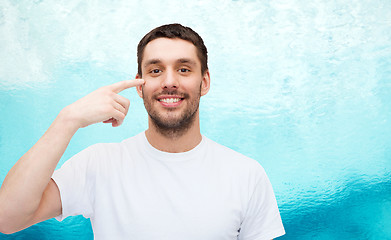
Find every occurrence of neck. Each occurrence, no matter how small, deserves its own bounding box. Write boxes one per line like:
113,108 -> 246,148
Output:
145,114 -> 202,153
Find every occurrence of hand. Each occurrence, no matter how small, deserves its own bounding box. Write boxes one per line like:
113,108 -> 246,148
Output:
62,79 -> 145,129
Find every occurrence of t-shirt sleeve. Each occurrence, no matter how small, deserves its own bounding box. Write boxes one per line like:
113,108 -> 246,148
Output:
52,145 -> 98,221
238,167 -> 285,240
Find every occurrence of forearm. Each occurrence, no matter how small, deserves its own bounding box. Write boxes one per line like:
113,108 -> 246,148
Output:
0,107 -> 79,221
0,79 -> 142,232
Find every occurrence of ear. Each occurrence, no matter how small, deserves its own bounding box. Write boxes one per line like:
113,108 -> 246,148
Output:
200,70 -> 210,96
135,74 -> 143,98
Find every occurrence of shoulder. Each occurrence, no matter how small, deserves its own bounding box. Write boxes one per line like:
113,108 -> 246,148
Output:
63,132 -> 144,169
204,136 -> 262,166
87,132 -> 144,155
203,136 -> 267,179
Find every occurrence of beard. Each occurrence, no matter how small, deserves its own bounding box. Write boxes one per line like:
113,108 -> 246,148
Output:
142,85 -> 201,138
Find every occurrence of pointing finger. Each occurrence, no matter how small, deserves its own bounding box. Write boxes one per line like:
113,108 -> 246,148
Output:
110,79 -> 145,93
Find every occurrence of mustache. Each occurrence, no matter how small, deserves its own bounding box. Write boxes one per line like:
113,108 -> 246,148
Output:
154,90 -> 189,98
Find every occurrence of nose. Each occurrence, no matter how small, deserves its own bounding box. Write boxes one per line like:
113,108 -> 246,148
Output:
161,69 -> 179,90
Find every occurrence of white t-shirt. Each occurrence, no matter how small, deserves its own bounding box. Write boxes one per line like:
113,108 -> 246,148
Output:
52,132 -> 285,240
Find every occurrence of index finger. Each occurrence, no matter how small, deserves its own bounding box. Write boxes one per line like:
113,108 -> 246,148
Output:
110,79 -> 145,93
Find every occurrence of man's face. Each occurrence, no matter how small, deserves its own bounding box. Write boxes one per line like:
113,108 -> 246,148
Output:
136,38 -> 210,132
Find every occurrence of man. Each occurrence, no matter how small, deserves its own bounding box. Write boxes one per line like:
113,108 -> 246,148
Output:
0,24 -> 285,239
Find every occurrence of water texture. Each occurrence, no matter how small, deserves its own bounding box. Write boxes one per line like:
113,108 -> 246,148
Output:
1,0 -> 390,239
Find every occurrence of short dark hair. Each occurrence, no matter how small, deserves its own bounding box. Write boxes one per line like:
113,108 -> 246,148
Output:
137,23 -> 208,76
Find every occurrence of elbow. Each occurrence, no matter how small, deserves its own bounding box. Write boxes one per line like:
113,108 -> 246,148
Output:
0,208 -> 7,234
0,209 -> 21,235
0,218 -> 10,235
0,228 -> 16,235
0,216 -> 12,235
1,230 -> 18,235
0,216 -> 29,235
0,220 -> 19,235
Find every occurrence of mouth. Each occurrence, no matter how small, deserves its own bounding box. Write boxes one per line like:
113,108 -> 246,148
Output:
159,97 -> 182,103
157,96 -> 185,107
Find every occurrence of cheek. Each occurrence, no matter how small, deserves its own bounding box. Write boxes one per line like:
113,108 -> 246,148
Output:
143,76 -> 160,86
184,80 -> 203,93
141,80 -> 158,97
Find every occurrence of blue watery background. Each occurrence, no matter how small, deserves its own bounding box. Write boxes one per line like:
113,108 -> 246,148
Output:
1,0 -> 391,239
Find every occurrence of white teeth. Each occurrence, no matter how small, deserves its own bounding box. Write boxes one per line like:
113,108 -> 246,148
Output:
160,98 -> 181,103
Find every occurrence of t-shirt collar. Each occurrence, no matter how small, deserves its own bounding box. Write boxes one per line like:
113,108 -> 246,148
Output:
141,131 -> 206,162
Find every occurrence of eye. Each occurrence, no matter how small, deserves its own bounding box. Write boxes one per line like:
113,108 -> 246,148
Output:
151,69 -> 161,74
148,69 -> 162,76
179,68 -> 190,73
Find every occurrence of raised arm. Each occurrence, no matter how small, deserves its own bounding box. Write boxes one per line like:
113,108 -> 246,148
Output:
0,79 -> 144,234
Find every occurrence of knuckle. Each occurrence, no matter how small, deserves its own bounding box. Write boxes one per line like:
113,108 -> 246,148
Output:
125,99 -> 130,106
108,91 -> 116,97
119,111 -> 126,119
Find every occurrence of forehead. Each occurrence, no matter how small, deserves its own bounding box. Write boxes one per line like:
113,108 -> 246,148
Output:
142,38 -> 200,66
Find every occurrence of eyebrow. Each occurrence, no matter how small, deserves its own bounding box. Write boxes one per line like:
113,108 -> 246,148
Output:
144,58 -> 197,68
144,59 -> 162,68
177,58 -> 197,66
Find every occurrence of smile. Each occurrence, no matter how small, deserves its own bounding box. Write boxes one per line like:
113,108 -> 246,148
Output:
159,98 -> 182,103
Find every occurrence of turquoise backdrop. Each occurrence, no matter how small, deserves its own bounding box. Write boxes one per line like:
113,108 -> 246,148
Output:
1,0 -> 390,239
